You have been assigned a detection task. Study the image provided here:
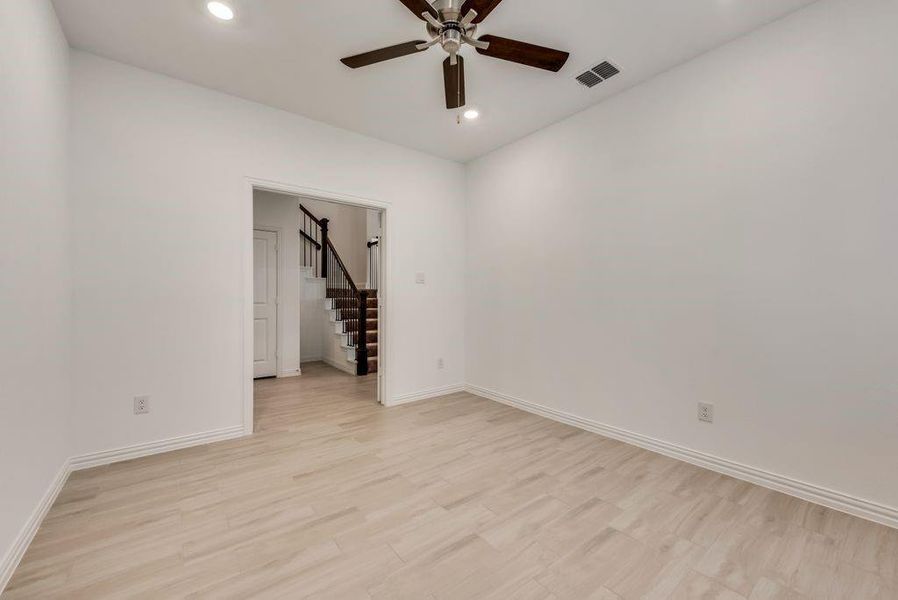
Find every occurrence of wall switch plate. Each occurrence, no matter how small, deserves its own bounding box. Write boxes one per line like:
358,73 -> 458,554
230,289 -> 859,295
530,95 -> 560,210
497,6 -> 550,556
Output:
134,395 -> 150,415
698,402 -> 714,423
415,272 -> 426,284
437,358 -> 444,369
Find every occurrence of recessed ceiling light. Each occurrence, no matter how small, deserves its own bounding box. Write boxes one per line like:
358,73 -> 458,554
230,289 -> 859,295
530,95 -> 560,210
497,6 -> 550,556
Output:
463,109 -> 480,120
207,1 -> 234,21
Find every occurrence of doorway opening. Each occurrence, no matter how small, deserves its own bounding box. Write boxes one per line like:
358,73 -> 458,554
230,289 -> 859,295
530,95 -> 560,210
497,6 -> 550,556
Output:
250,184 -> 386,431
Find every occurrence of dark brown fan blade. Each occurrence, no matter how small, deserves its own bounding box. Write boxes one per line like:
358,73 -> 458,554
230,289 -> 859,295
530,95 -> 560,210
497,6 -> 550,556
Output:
476,35 -> 569,72
443,56 -> 466,109
396,0 -> 439,20
341,41 -> 428,69
460,0 -> 504,23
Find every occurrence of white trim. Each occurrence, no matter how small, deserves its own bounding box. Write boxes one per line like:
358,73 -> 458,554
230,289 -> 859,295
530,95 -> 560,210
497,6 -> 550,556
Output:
322,356 -> 355,375
6,389 -> 894,595
465,384 -> 898,529
250,180 -> 392,211
278,368 -> 301,378
0,461 -> 71,595
2,425 -> 247,592
69,425 -> 246,471
243,179 -> 255,434
387,383 -> 466,407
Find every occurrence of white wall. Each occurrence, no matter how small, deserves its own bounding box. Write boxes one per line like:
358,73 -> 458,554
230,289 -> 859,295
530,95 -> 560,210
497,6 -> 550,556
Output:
0,0 -> 72,582
466,0 -> 898,510
300,197 -> 370,284
300,269 -> 327,364
367,209 -> 383,242
253,191 -> 303,376
366,209 -> 383,289
70,51 -> 466,456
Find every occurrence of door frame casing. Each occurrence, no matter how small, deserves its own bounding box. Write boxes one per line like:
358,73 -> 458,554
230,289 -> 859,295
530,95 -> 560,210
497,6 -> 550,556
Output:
252,225 -> 289,379
243,177 -> 392,434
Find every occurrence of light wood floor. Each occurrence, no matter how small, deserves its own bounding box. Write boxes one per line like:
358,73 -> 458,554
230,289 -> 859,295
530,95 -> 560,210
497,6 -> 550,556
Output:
6,362 -> 897,599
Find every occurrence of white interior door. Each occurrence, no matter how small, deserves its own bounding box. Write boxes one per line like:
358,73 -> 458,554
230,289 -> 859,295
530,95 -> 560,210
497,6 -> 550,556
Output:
253,230 -> 278,378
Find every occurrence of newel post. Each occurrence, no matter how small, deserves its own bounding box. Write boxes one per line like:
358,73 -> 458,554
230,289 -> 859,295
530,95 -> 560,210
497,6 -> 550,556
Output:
320,218 -> 329,278
356,290 -> 369,376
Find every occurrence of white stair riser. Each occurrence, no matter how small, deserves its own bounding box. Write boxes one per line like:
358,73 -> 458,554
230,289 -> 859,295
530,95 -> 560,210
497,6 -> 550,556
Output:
321,295 -> 376,372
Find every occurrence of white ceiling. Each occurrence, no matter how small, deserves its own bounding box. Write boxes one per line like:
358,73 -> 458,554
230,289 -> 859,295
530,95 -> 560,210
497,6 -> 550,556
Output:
53,0 -> 817,162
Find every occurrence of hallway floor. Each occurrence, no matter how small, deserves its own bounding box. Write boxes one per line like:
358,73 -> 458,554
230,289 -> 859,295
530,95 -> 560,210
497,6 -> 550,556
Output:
6,364 -> 897,599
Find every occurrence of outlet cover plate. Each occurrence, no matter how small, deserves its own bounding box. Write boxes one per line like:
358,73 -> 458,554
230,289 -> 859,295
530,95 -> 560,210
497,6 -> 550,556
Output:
134,395 -> 150,415
698,402 -> 714,423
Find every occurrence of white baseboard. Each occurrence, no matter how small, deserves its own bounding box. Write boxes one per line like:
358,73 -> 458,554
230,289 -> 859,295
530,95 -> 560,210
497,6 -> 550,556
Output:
69,425 -> 247,471
6,387 -> 893,597
0,460 -> 71,594
465,384 -> 898,530
322,356 -> 355,375
2,424 -> 248,592
388,383 -> 466,407
278,368 -> 301,378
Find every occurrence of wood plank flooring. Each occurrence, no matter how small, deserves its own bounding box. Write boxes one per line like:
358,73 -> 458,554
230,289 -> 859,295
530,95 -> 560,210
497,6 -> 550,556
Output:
5,362 -> 897,599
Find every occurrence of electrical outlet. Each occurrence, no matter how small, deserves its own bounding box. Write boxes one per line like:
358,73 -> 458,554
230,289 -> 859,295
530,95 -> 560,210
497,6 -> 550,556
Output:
437,358 -> 444,370
415,272 -> 426,284
697,402 -> 714,423
134,395 -> 150,415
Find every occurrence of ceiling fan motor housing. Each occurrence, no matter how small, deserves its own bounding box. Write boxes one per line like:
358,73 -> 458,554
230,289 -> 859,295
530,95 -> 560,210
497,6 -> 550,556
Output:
433,0 -> 463,22
424,0 -> 480,63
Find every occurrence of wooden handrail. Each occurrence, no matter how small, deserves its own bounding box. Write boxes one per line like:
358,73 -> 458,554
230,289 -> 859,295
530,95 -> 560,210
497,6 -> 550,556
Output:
299,203 -> 321,225
299,203 -> 326,276
325,238 -> 359,295
299,229 -> 321,250
325,238 -> 370,375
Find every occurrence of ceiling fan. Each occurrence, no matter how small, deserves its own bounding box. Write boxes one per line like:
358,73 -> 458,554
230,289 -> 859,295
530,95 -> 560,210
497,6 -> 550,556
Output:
340,0 -> 570,110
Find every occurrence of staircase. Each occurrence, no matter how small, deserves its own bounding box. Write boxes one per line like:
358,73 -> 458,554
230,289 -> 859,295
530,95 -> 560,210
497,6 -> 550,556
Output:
300,203 -> 379,376
326,290 -> 378,373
